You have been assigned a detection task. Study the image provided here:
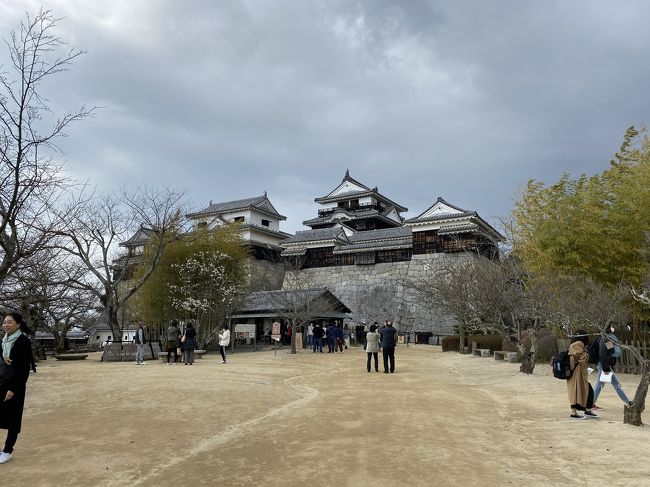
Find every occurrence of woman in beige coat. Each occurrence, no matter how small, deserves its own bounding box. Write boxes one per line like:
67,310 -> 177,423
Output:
365,324 -> 381,372
568,330 -> 597,419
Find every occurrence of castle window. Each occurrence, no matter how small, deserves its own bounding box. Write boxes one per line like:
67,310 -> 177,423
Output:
355,252 -> 375,265
261,219 -> 270,227
233,217 -> 244,223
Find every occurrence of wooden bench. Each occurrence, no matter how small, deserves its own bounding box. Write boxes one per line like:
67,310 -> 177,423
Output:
472,348 -> 491,357
55,353 -> 88,361
158,350 -> 207,362
494,351 -> 518,363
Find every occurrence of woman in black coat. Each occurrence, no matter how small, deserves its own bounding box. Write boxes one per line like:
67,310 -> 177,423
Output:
0,312 -> 33,464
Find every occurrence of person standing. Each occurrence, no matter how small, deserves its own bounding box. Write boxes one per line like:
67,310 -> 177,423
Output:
380,321 -> 398,374
365,324 -> 381,372
312,324 -> 324,353
307,323 -> 314,348
0,312 -> 34,464
326,323 -> 336,353
183,322 -> 197,365
218,325 -> 231,364
592,324 -> 632,409
567,330 -> 597,419
133,321 -> 147,365
343,324 -> 350,349
334,323 -> 344,353
166,320 -> 181,365
286,324 -> 292,347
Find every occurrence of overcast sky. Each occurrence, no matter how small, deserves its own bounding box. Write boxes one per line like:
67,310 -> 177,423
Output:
1,1 -> 649,233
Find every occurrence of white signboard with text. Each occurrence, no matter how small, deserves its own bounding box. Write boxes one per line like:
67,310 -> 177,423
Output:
234,324 -> 256,339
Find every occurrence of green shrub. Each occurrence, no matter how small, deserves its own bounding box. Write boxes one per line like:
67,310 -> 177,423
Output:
441,335 -> 460,352
467,335 -> 502,353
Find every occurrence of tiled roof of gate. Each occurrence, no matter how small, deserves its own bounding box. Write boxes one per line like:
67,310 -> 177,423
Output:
237,288 -> 351,313
282,227 -> 349,244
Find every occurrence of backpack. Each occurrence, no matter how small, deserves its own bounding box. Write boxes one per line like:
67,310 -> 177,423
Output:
607,334 -> 622,359
552,351 -> 574,380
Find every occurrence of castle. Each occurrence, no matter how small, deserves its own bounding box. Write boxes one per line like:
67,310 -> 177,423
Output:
186,171 -> 503,339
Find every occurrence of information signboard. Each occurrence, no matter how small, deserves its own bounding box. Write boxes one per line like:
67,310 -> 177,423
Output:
271,322 -> 281,342
234,323 -> 256,339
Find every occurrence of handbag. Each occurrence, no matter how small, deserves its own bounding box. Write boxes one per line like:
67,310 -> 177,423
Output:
0,362 -> 14,387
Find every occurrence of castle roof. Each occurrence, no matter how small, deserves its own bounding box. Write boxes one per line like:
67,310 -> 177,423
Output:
403,197 -> 474,223
404,197 -> 504,241
333,227 -> 412,254
303,205 -> 403,227
314,170 -> 407,212
282,226 -> 350,245
186,194 -> 286,220
233,288 -> 351,315
119,226 -> 156,248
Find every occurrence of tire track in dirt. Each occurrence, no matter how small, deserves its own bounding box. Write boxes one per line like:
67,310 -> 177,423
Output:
121,362 -> 348,487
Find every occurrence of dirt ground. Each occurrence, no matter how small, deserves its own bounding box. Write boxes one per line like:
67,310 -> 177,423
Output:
2,345 -> 648,486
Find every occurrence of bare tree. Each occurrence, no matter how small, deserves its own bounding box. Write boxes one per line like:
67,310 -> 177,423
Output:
2,247 -> 97,352
409,254 -> 486,353
626,285 -> 650,425
56,187 -> 185,342
0,10 -> 93,285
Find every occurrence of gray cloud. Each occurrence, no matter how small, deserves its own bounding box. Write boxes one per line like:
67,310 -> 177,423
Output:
1,0 -> 649,233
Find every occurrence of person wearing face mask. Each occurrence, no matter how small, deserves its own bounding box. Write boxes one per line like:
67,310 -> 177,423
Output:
591,323 -> 632,410
0,312 -> 34,464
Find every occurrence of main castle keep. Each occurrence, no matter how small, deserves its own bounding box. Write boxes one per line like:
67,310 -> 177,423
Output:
186,171 -> 503,338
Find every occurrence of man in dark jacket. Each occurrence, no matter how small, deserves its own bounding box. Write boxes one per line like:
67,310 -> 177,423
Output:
380,321 -> 398,373
326,323 -> 336,353
312,324 -> 324,353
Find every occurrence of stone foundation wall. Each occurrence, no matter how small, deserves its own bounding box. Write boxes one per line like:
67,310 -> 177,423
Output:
283,253 -> 469,336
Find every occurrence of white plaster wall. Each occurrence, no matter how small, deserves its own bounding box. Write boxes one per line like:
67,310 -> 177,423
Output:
249,210 -> 280,231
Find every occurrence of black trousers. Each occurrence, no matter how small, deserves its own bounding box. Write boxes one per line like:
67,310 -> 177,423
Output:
383,347 -> 395,373
167,348 -> 178,363
3,428 -> 18,454
367,352 -> 378,371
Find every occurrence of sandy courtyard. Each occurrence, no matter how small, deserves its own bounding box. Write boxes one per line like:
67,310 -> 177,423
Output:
2,345 -> 648,486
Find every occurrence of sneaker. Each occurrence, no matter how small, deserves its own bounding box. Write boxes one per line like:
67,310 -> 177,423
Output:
135,361 -> 140,365
570,414 -> 585,419
221,361 -> 226,364
584,411 -> 598,418
141,362 -> 147,365
0,452 -> 12,464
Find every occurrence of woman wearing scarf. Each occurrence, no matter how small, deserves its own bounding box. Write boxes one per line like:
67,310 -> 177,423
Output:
567,330 -> 597,419
0,312 -> 33,464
